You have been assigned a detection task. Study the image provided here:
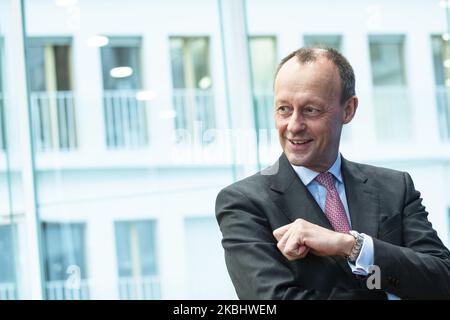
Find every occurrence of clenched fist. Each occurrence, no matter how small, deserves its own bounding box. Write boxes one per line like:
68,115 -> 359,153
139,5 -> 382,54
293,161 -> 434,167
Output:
273,218 -> 355,261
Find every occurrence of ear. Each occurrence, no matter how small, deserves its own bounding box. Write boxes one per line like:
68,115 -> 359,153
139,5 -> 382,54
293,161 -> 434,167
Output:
342,96 -> 358,124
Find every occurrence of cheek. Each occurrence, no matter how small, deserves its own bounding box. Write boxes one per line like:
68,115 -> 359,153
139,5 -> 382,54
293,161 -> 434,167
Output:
275,117 -> 287,131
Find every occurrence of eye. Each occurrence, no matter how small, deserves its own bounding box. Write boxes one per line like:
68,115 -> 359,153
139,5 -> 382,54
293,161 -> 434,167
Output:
303,106 -> 321,115
277,106 -> 292,115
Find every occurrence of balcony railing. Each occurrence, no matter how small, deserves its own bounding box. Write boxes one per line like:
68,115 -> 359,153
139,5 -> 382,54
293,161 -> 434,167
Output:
45,279 -> 90,300
0,282 -> 17,300
435,86 -> 450,141
172,89 -> 215,144
372,86 -> 412,142
103,90 -> 149,149
30,91 -> 77,151
118,275 -> 161,300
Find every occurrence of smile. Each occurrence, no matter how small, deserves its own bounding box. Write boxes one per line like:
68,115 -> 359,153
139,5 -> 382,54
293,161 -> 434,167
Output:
288,139 -> 313,145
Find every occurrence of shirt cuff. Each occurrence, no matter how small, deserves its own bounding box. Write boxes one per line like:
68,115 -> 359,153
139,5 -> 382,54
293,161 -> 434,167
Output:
347,233 -> 374,276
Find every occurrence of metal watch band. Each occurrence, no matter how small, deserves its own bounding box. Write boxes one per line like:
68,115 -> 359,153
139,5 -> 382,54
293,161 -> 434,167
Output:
348,230 -> 364,263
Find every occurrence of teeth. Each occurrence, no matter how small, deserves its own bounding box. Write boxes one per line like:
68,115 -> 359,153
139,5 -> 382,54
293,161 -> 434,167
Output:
290,139 -> 310,145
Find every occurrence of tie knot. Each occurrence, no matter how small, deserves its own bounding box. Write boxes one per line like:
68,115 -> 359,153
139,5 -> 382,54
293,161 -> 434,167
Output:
315,172 -> 335,190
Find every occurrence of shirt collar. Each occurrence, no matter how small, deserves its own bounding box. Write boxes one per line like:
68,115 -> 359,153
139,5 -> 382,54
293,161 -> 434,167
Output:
291,153 -> 343,186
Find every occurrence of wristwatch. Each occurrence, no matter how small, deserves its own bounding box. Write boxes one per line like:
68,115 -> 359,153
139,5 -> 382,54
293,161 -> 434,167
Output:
347,230 -> 364,263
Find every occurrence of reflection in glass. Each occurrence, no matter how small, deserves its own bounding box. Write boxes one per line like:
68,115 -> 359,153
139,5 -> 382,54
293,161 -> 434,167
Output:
100,37 -> 148,149
369,35 -> 411,141
42,222 -> 88,300
0,37 -> 4,150
0,25 -> 18,300
304,34 -> 342,51
27,37 -> 77,151
431,35 -> 450,141
115,220 -> 159,300
0,225 -> 17,299
170,37 -> 214,143
250,36 -> 277,132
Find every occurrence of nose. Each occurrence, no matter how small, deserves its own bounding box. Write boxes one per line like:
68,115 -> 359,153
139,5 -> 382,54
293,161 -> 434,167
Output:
287,110 -> 306,134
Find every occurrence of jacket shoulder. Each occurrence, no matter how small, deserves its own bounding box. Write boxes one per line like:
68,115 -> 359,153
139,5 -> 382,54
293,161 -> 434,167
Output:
218,169 -> 272,197
345,160 -> 408,186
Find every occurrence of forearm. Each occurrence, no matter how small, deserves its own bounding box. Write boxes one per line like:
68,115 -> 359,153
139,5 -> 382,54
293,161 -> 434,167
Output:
224,242 -> 385,300
373,238 -> 450,299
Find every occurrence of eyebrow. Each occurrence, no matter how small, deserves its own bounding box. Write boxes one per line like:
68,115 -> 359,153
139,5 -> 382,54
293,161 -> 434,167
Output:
275,99 -> 290,105
275,97 -> 325,107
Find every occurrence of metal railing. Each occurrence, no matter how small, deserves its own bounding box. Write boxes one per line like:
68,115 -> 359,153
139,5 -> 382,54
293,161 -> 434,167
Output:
30,91 -> 77,151
172,89 -> 215,144
372,86 -> 412,142
0,282 -> 17,300
118,275 -> 161,300
435,86 -> 450,141
45,279 -> 90,300
103,90 -> 149,149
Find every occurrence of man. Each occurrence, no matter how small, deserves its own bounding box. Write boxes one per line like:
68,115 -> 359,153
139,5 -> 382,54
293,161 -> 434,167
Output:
215,47 -> 450,299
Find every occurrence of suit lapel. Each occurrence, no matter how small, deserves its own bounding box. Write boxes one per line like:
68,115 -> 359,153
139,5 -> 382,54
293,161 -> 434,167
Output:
268,153 -> 332,229
341,157 -> 380,238
268,153 -> 380,238
268,153 -> 354,277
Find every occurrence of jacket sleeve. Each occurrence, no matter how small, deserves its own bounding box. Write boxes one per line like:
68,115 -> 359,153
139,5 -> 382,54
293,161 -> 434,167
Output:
215,185 -> 386,300
373,172 -> 450,299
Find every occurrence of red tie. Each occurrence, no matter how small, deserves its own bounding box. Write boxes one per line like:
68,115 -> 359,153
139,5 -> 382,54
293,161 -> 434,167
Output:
315,172 -> 351,233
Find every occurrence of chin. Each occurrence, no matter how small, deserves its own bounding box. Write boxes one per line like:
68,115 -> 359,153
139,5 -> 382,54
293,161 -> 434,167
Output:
286,152 -> 309,167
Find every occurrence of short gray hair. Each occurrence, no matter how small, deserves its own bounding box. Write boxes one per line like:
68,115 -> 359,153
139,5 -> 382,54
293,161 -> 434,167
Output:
275,47 -> 355,104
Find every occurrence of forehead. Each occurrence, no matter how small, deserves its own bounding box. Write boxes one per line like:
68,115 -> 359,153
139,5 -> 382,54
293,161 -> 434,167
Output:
274,57 -> 341,98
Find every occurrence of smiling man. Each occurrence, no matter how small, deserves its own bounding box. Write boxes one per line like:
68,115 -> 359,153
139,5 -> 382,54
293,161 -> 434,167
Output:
215,47 -> 450,299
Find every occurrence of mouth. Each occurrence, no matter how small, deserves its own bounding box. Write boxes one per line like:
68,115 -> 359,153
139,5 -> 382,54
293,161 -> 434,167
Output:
288,138 -> 313,146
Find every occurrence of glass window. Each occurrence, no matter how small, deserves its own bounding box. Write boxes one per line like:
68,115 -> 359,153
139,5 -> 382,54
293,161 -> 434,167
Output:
0,37 -> 4,151
248,36 -> 278,162
42,222 -> 88,300
304,34 -> 342,51
9,0 -> 447,301
431,35 -> 450,141
369,36 -> 406,86
369,35 -> 411,141
0,225 -> 16,299
249,36 -> 277,131
170,37 -> 214,143
100,37 -> 142,91
27,37 -> 77,151
0,4 -> 24,300
22,0 -> 233,300
114,220 -> 159,300
100,37 -> 148,149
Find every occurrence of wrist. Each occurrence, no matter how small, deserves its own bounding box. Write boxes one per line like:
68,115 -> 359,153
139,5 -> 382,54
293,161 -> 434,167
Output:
339,233 -> 356,257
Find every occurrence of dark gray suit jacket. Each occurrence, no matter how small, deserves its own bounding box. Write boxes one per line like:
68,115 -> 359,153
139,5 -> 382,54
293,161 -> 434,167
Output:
215,153 -> 450,299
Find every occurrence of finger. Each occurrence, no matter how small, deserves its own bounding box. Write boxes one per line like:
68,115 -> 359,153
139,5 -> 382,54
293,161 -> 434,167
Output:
284,232 -> 306,257
284,234 -> 301,255
298,246 -> 310,258
296,244 -> 309,256
283,246 -> 310,261
276,225 -> 293,252
273,223 -> 292,241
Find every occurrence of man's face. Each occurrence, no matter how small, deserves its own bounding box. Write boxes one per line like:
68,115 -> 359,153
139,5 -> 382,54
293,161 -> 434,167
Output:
274,57 -> 357,172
